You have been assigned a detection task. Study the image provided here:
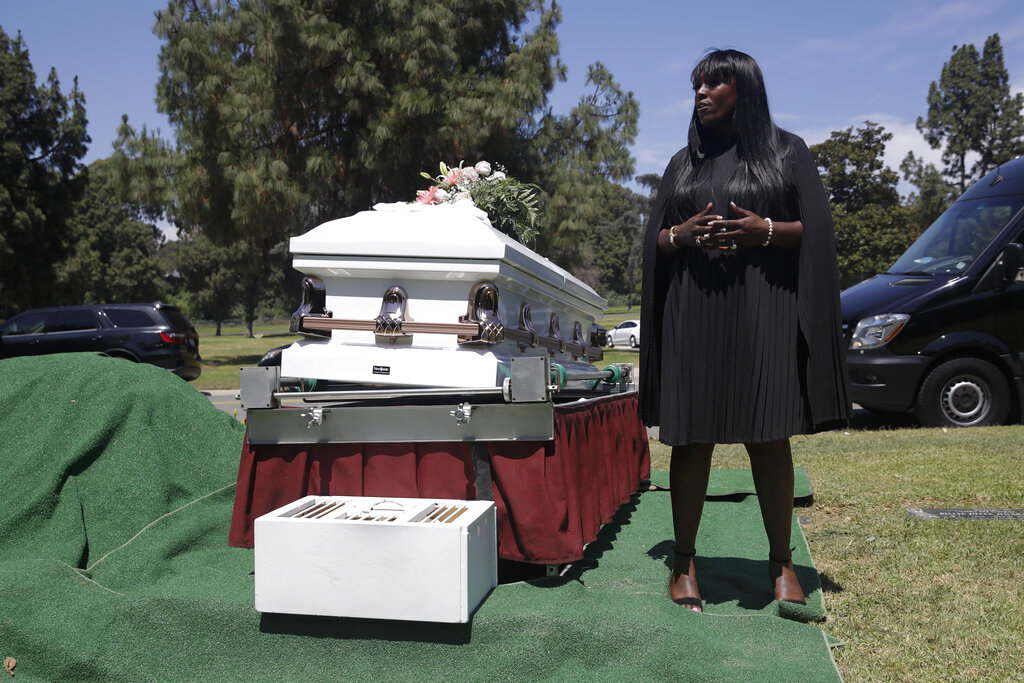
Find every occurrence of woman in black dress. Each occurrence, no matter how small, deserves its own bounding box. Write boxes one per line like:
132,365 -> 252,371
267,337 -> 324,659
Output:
638,49 -> 850,612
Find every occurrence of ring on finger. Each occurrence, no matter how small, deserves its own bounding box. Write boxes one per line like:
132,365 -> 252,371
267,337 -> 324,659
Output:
695,236 -> 703,248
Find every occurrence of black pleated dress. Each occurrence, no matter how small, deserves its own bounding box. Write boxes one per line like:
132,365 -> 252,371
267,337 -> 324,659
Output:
640,130 -> 850,446
658,140 -> 803,444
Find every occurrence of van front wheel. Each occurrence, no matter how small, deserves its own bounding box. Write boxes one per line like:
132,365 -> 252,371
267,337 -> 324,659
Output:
915,358 -> 1010,428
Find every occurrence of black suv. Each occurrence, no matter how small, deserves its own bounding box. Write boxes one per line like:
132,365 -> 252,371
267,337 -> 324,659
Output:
0,303 -> 201,381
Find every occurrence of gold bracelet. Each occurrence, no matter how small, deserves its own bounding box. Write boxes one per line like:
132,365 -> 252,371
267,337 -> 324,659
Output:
668,226 -> 678,248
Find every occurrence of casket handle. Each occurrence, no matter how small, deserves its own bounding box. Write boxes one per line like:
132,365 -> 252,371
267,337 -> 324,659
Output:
375,285 -> 410,341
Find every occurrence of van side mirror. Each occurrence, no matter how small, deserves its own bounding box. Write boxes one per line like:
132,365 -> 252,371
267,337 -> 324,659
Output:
973,242 -> 1024,293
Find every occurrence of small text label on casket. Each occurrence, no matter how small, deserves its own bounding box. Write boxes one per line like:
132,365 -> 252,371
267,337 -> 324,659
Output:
373,365 -> 391,375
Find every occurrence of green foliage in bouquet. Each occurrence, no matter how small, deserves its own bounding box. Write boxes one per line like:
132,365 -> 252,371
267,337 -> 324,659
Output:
416,161 -> 540,246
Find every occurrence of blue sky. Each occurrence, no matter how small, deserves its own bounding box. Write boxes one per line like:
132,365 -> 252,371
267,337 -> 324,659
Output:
4,0 -> 1024,191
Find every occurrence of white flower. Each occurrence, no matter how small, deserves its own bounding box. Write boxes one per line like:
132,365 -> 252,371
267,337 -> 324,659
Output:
412,160 -> 538,244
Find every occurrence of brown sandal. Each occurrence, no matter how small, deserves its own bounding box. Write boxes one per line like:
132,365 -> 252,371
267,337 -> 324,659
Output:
670,549 -> 703,612
768,549 -> 806,605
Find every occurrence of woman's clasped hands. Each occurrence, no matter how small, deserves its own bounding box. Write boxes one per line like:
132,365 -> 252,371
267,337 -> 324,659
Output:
665,201 -> 771,253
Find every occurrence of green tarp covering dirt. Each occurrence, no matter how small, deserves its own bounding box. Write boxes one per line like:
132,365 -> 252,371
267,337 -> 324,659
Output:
0,353 -> 840,681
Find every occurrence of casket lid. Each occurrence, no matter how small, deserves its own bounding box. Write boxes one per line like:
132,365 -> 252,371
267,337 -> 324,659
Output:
289,202 -> 605,310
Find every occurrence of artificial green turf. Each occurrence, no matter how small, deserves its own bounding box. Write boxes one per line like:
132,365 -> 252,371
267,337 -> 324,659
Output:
702,465 -> 814,503
0,353 -> 839,682
610,470 -> 824,622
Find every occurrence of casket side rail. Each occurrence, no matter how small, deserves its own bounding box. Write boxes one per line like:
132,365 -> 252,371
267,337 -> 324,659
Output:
291,277 -> 605,362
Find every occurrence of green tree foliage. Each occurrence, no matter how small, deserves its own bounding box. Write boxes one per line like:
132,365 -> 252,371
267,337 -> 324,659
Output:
811,122 -> 916,287
531,62 -> 638,269
900,151 -> 958,231
810,121 -> 899,213
145,0 -> 574,220
109,116 -> 178,224
917,34 -> 1024,193
173,233 -> 245,335
583,173 -> 657,307
0,27 -> 89,313
831,204 -> 917,288
112,1 -> 636,332
58,161 -> 168,304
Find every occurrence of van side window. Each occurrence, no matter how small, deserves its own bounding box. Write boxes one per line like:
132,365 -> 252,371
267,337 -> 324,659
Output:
49,310 -> 101,332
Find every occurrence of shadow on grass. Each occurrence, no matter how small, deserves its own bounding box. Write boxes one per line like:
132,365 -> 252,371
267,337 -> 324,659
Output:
505,492 -> 642,588
848,407 -> 919,431
508,485 -> 827,619
695,556 -> 823,612
818,571 -> 844,594
258,611 -> 473,643
645,547 -> 826,617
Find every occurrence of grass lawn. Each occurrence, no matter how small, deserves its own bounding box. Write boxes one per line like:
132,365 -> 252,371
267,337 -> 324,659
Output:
190,322 -> 301,391
648,427 -> 1024,682
190,318 -> 1024,680
601,304 -> 641,329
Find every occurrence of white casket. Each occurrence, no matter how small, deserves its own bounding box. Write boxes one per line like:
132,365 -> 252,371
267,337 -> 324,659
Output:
280,201 -> 607,389
254,495 -> 497,623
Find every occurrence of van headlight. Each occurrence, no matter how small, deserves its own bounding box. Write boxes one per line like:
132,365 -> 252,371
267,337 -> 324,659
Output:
849,313 -> 909,349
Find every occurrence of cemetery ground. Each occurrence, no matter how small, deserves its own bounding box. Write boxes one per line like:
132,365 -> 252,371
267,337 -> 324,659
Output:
190,315 -> 1024,681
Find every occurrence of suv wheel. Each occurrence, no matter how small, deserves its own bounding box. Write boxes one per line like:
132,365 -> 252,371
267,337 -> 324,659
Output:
915,358 -> 1010,428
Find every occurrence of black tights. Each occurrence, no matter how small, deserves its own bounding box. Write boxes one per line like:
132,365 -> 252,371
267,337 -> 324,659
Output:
669,438 -> 795,558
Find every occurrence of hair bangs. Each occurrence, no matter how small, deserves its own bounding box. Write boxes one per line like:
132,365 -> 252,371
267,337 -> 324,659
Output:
674,49 -> 788,220
690,51 -> 736,90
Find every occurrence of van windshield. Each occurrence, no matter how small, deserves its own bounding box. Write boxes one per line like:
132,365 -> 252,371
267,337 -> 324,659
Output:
890,197 -> 1024,275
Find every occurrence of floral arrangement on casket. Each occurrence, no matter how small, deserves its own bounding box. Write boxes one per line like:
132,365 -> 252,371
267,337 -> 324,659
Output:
415,160 -> 540,246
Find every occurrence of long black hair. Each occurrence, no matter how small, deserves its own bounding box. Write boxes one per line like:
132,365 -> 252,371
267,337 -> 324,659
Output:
673,49 -> 787,219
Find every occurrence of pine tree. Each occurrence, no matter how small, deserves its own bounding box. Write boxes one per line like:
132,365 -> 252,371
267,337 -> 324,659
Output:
173,233 -> 245,335
917,34 -> 1024,193
0,27 -> 89,313
584,173 -> 656,307
899,151 -> 958,231
111,0 -> 635,333
58,161 -> 168,305
530,62 -> 638,268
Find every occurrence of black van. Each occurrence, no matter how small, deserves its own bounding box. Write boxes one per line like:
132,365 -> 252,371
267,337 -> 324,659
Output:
841,157 -> 1024,428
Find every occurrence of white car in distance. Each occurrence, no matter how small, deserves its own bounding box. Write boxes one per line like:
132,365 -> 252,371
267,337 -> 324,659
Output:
606,319 -> 641,349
